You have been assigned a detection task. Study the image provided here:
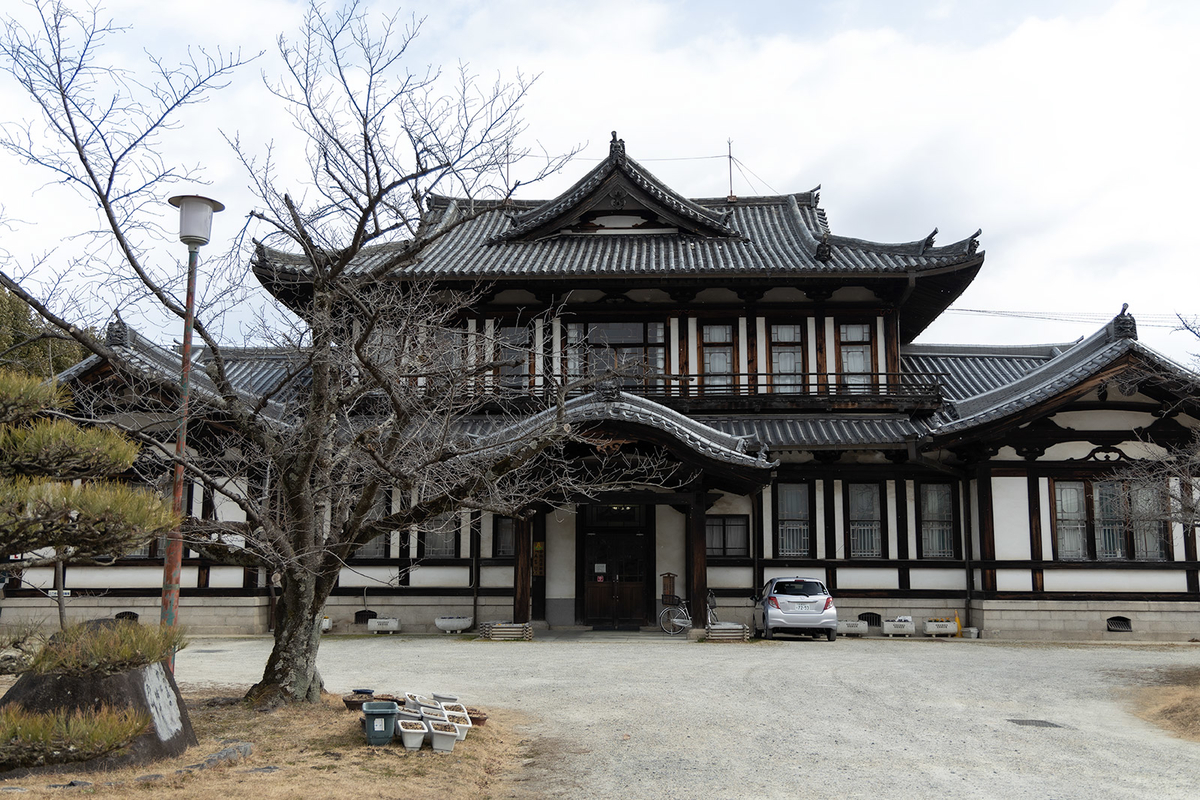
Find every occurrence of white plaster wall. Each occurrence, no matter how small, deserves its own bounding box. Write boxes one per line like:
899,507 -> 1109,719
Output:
823,318 -> 835,382
836,567 -> 899,590
480,511 -> 494,557
709,493 -> 752,515
760,486 -> 773,560
814,480 -> 826,559
481,565 -> 514,588
806,317 -> 818,393
656,505 -> 685,596
992,476 -> 1031,560
20,567 -> 53,588
909,568 -> 964,591
738,317 -> 748,391
995,569 -> 1033,592
1050,410 -> 1159,430
407,566 -> 470,587
546,507 -> 577,600
708,566 -> 753,589
669,318 -> 680,377
755,316 -> 768,393
687,317 -> 698,384
338,566 -> 399,588
875,316 -> 886,375
831,481 -> 845,558
208,566 -> 245,589
1040,442 -> 1103,461
213,478 -> 247,523
68,566 -> 197,589
905,480 -> 918,558
886,480 -> 898,559
1042,570 -> 1188,592
1039,477 -> 1054,559
534,318 -> 545,388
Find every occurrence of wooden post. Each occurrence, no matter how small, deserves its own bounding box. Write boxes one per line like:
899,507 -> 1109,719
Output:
513,517 -> 533,624
686,494 -> 708,626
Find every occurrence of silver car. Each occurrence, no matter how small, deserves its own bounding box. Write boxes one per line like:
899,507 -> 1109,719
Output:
752,577 -> 838,641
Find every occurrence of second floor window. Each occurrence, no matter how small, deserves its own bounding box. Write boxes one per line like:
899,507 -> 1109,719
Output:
496,325 -> 532,390
419,513 -> 459,558
701,324 -> 735,389
567,322 -> 665,388
838,323 -> 873,392
770,324 -> 805,393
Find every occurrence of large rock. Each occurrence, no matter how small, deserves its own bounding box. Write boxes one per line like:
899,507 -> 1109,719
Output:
0,660 -> 198,772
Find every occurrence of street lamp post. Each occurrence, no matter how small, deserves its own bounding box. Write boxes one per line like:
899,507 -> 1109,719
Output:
162,195 -> 223,668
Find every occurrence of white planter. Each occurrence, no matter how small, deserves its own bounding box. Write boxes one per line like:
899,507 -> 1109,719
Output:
367,617 -> 400,634
320,616 -> 332,632
397,719 -> 427,751
883,619 -> 915,637
441,702 -> 467,715
924,620 -> 957,636
435,616 -> 472,634
404,692 -> 437,711
837,620 -> 869,637
444,710 -> 473,740
432,693 -> 459,705
428,721 -> 458,753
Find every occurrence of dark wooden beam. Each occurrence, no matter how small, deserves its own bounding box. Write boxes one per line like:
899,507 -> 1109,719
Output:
513,517 -> 533,624
687,493 -> 708,628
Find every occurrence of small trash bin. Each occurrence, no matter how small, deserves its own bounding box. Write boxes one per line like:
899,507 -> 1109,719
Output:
363,701 -> 399,745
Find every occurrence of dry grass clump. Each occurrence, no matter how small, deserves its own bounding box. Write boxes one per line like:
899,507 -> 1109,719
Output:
1132,684 -> 1200,742
28,623 -> 187,677
0,689 -> 537,798
0,704 -> 150,771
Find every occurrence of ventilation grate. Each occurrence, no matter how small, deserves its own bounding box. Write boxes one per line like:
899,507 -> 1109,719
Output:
1008,719 -> 1063,728
1107,616 -> 1132,632
354,609 -> 379,624
858,612 -> 883,627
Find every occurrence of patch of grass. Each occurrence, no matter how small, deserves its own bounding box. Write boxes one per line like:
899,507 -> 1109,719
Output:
1132,684 -> 1200,742
28,622 -> 187,677
0,703 -> 150,771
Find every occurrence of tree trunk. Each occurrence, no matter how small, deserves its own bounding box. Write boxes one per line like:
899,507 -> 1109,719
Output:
54,561 -> 67,631
245,570 -> 328,708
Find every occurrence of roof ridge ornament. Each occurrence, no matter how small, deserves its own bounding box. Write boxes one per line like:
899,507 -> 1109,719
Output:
922,228 -> 938,254
610,131 -> 626,165
1112,303 -> 1137,340
815,231 -> 832,263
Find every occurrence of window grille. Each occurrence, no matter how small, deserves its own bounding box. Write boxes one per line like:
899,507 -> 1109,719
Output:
776,483 -> 810,557
858,612 -> 882,627
494,516 -> 515,557
920,483 -> 955,558
1106,616 -> 1132,632
847,483 -> 882,557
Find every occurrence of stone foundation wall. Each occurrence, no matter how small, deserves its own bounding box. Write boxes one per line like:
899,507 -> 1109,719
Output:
0,595 -> 270,635
969,599 -> 1200,642
321,596 -> 514,634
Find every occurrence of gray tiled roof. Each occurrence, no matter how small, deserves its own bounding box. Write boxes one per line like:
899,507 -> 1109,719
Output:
902,342 -> 1066,402
253,143 -> 982,283
702,415 -> 928,448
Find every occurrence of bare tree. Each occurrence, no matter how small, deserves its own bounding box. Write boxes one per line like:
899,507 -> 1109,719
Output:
1,0 -> 652,706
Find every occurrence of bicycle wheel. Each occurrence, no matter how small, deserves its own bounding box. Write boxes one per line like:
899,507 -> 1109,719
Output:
659,605 -> 689,635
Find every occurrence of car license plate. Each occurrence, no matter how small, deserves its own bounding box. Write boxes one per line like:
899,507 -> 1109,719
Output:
791,602 -> 813,612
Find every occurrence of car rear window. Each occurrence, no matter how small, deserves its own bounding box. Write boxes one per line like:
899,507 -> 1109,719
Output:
773,581 -> 825,596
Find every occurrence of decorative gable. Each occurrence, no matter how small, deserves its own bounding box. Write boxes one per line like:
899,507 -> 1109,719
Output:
494,132 -> 742,241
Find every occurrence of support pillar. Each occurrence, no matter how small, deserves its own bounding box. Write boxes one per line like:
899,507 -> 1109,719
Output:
513,516 -> 533,623
685,493 -> 708,627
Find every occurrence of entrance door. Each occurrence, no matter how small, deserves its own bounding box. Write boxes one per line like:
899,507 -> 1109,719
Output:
580,504 -> 652,629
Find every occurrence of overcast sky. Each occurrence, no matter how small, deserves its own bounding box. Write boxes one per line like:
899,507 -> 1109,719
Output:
1,0 -> 1197,364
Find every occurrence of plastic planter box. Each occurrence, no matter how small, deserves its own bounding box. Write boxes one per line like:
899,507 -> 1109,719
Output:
882,619 -> 915,637
445,711 -> 473,740
362,701 -> 399,745
397,719 -> 428,751
428,721 -> 458,753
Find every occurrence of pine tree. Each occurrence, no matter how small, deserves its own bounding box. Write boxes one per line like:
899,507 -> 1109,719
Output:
0,369 -> 175,566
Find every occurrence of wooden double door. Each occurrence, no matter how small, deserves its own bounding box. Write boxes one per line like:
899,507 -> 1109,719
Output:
581,505 -> 654,629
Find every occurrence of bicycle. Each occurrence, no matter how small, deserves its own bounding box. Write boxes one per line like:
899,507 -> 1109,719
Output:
658,590 -> 718,635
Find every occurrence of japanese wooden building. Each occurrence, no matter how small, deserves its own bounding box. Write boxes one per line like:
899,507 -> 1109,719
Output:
7,134 -> 1199,640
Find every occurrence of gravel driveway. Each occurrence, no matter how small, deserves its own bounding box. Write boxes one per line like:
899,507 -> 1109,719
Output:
175,633 -> 1200,799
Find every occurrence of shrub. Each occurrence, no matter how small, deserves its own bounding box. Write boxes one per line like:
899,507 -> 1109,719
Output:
28,622 -> 187,677
0,703 -> 150,771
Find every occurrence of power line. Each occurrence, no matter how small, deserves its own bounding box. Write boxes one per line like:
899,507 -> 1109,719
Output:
948,308 -> 1193,329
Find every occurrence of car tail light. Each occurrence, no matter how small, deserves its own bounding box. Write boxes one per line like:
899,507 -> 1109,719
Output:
768,596 -> 780,610
823,597 -> 834,611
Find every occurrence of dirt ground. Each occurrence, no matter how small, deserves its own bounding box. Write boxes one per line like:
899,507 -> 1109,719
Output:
0,677 -> 541,798
1128,666 -> 1200,743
